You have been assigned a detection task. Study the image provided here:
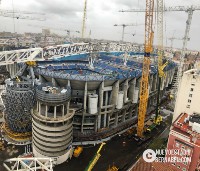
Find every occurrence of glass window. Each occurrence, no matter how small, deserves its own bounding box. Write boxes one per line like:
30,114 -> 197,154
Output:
188,99 -> 191,103
186,105 -> 190,108
190,88 -> 194,91
189,94 -> 192,97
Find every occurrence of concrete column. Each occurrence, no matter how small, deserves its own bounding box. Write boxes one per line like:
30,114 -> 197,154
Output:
107,114 -> 111,128
123,79 -> 128,103
98,115 -> 101,129
81,82 -> 88,133
67,80 -> 70,114
62,105 -> 65,117
45,105 -> 48,117
83,82 -> 87,113
37,101 -> 39,111
39,75 -> 46,83
160,77 -> 165,90
97,81 -> 104,129
128,78 -> 136,103
103,91 -> 108,128
66,102 -> 69,114
54,106 -> 56,118
114,112 -> 118,126
111,80 -> 119,106
38,102 -> 41,114
52,78 -> 58,87
166,71 -> 170,87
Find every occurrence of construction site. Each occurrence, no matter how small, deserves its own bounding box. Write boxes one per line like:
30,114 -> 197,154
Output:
0,0 -> 200,171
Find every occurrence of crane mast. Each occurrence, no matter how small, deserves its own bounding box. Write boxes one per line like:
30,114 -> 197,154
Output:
137,0 -> 154,137
155,0 -> 164,121
175,7 -> 193,98
82,0 -> 87,38
114,24 -> 139,42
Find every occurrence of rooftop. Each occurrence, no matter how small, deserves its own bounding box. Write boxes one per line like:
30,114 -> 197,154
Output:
36,53 -> 176,81
172,113 -> 200,145
131,158 -> 176,171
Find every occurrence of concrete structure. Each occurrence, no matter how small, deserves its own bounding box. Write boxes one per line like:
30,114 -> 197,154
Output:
32,83 -> 75,165
173,69 -> 200,122
33,54 -> 176,141
167,113 -> 200,171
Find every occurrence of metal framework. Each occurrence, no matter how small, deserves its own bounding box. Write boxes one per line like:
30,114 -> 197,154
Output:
175,7 -> 196,99
137,0 -> 154,137
0,9 -> 45,21
0,43 -> 156,66
2,81 -> 35,134
113,24 -> 140,42
3,157 -> 53,171
82,0 -> 87,38
119,5 -> 200,12
154,0 -> 164,121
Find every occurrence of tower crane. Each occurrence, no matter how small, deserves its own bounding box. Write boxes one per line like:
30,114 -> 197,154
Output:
0,9 -> 45,21
168,37 -> 183,50
155,0 -> 165,123
137,0 -> 154,137
82,0 -> 87,38
27,24 -> 80,36
114,24 -> 143,42
120,5 -> 200,91
120,5 -> 200,135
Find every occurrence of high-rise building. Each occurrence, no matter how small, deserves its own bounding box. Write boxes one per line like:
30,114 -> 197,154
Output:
173,69 -> 200,122
167,113 -> 200,171
167,68 -> 200,171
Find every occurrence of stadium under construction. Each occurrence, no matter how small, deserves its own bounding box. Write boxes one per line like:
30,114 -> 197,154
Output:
0,42 -> 176,165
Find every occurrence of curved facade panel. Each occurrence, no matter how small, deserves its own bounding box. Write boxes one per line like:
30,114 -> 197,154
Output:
2,80 -> 35,143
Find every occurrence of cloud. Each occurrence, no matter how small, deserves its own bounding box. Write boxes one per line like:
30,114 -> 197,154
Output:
0,0 -> 199,50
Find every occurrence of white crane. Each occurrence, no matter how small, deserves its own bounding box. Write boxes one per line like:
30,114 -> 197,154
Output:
0,9 -> 45,21
27,24 -> 80,36
114,23 -> 143,42
120,5 -> 200,99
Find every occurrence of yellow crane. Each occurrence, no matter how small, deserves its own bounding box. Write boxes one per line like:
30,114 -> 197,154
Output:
82,0 -> 87,38
137,0 -> 155,137
84,142 -> 106,171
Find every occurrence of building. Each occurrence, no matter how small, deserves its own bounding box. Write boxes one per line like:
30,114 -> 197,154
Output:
130,157 -> 176,171
167,113 -> 200,171
34,53 -> 176,141
173,69 -> 200,122
32,83 -> 75,164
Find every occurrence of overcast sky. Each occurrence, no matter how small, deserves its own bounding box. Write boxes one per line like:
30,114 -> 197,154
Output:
0,0 -> 199,50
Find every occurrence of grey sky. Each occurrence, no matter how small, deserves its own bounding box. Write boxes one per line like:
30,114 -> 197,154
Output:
0,0 -> 199,50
